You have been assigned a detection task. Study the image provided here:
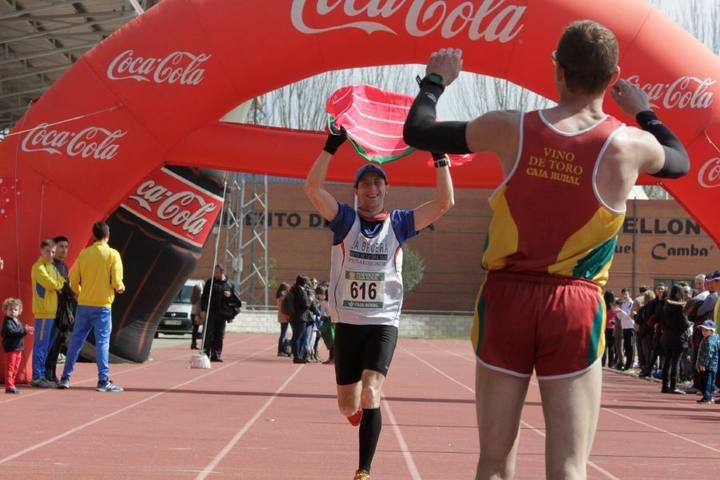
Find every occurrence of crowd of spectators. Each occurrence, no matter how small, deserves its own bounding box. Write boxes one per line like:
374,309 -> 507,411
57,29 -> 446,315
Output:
275,275 -> 334,365
603,271 -> 720,404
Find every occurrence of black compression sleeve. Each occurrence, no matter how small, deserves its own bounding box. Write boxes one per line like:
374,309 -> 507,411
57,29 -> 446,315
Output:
403,80 -> 471,154
636,111 -> 690,179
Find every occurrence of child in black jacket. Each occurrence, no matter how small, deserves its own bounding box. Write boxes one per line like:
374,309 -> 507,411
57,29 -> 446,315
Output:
2,298 -> 34,393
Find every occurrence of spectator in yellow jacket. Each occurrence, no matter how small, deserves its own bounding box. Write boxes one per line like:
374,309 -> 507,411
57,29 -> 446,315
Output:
58,222 -> 125,393
30,239 -> 64,388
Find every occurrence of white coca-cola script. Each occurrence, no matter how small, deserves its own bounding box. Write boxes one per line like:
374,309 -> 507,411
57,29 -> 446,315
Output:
291,0 -> 526,41
128,180 -> 218,236
698,157 -> 720,189
21,123 -> 126,160
627,75 -> 715,110
107,49 -> 211,86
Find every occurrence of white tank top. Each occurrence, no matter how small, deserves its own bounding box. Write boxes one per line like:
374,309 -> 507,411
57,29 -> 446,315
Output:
329,213 -> 403,327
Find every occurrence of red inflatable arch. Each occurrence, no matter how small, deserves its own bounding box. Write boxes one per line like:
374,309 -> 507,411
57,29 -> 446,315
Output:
1,0 -> 720,371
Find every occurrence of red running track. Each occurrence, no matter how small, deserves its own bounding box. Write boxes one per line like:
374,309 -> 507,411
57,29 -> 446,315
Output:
1,334 -> 718,479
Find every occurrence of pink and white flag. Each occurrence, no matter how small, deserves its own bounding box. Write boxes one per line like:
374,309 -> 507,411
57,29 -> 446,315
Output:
326,85 -> 473,166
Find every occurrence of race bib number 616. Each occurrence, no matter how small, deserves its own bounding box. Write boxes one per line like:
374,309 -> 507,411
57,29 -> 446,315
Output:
342,271 -> 384,309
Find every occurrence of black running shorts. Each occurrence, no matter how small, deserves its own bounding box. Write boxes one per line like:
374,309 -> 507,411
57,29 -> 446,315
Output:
334,323 -> 398,385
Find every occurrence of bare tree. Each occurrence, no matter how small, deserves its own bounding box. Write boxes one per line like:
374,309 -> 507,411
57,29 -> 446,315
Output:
650,0 -> 719,53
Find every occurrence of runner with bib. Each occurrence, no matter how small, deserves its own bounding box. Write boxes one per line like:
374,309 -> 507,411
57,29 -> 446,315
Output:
304,126 -> 454,480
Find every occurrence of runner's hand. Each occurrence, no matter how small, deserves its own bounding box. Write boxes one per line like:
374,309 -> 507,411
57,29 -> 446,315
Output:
324,128 -> 347,155
610,79 -> 652,117
426,48 -> 463,86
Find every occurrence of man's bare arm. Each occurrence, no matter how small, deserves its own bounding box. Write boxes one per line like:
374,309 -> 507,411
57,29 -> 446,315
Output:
465,111 -> 522,174
414,155 -> 455,231
303,133 -> 345,222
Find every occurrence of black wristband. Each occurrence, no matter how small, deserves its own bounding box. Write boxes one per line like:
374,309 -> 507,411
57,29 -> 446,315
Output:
416,73 -> 445,93
432,152 -> 449,168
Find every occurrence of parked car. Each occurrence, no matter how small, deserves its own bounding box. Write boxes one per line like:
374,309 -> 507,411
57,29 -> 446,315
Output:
156,279 -> 204,336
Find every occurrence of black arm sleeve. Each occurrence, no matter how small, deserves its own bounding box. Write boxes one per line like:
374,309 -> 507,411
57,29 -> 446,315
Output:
403,81 -> 471,154
635,111 -> 690,179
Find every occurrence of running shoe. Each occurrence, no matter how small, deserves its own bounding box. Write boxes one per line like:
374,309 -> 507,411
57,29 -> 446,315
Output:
347,409 -> 363,427
57,378 -> 70,389
96,380 -> 124,392
353,470 -> 371,480
30,377 -> 56,388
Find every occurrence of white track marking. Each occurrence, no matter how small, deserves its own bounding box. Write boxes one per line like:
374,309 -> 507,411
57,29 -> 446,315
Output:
196,365 -> 304,479
382,398 -> 422,480
402,348 -> 620,480
0,340 -> 269,465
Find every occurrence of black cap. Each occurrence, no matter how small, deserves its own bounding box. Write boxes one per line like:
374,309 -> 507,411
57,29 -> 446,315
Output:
354,164 -> 387,187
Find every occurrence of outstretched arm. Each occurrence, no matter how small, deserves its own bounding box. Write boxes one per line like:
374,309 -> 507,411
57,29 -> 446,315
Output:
403,48 -> 471,154
304,131 -> 346,222
414,153 -> 455,231
610,79 -> 689,178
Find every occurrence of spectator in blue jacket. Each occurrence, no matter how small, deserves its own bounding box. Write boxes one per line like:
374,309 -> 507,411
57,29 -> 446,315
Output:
696,320 -> 719,404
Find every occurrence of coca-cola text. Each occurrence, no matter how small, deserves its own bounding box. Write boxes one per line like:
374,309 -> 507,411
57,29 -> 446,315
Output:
698,157 -> 720,189
107,49 -> 211,86
21,123 -> 126,160
627,75 -> 715,110
122,168 -> 223,247
291,0 -> 526,42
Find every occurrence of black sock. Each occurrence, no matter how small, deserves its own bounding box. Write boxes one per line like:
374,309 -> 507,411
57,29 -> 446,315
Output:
358,408 -> 381,473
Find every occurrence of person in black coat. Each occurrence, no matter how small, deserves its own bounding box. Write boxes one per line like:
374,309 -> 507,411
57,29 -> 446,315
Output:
200,264 -> 241,362
285,275 -> 314,364
45,236 -> 77,382
2,298 -> 34,393
659,285 -> 692,394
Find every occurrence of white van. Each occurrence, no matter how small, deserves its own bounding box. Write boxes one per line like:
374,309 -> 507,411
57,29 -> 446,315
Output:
156,279 -> 204,336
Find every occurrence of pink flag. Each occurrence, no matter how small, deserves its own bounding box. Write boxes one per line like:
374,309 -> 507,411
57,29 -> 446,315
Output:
326,85 -> 473,166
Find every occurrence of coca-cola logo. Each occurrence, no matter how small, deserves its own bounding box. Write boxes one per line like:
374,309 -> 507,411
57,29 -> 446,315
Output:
107,49 -> 211,86
291,0 -> 526,42
698,157 -> 720,189
122,168 -> 223,247
21,123 -> 126,160
627,75 -> 716,110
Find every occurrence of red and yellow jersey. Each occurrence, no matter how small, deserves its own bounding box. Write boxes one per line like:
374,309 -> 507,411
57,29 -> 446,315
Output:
482,111 -> 625,287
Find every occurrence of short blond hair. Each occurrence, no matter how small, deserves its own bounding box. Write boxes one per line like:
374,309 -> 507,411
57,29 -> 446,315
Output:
2,297 -> 22,314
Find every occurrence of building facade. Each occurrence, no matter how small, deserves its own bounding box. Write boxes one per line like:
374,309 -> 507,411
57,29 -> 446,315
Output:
192,182 -> 720,311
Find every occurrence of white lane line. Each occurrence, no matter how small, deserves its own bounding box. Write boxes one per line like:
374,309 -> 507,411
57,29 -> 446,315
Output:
420,339 -> 475,363
0,336 -> 258,405
403,349 -> 620,480
0,342 -> 271,465
382,398 -> 422,480
602,406 -> 720,454
530,372 -> 720,455
196,365 -> 305,480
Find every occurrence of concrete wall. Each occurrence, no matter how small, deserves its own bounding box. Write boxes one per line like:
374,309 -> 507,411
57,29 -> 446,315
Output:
227,310 -> 474,339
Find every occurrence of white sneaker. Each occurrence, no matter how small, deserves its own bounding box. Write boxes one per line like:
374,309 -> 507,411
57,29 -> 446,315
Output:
96,380 -> 123,393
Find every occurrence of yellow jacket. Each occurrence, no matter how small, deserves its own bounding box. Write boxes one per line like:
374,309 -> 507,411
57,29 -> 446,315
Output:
70,240 -> 125,308
31,257 -> 65,319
